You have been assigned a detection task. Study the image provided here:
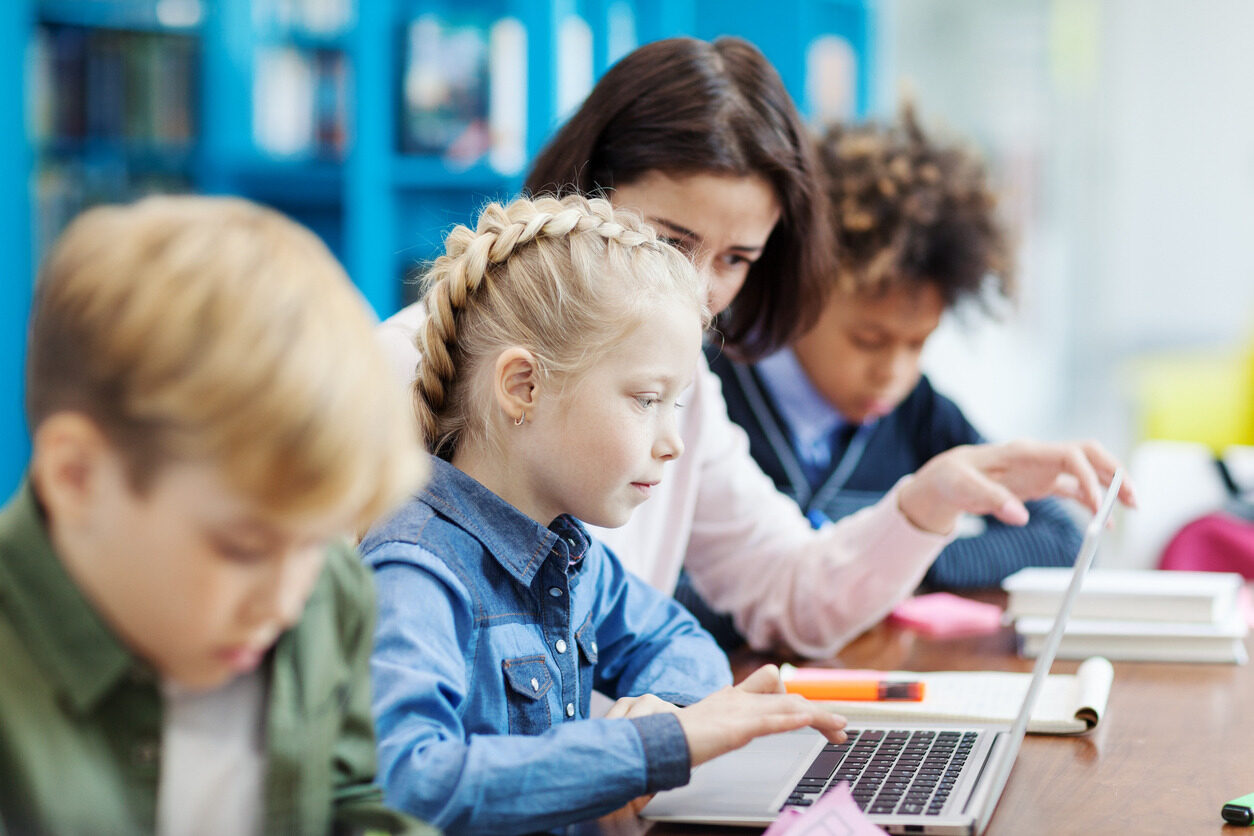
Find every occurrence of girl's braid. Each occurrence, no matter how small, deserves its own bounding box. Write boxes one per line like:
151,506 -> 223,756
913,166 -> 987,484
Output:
413,195 -> 657,454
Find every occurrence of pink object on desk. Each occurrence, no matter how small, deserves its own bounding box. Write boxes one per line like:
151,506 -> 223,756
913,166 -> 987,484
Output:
762,782 -> 888,836
888,592 -> 1004,639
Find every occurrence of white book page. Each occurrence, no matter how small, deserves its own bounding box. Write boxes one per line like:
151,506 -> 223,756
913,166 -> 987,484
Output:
818,657 -> 1114,735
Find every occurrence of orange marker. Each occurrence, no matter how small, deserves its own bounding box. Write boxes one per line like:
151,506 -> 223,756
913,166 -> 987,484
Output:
783,677 -> 926,702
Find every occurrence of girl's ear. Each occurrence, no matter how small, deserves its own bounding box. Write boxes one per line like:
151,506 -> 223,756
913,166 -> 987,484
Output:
492,347 -> 540,424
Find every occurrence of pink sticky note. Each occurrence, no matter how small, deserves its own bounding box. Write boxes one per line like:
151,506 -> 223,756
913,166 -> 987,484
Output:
762,782 -> 889,836
888,592 -> 1003,639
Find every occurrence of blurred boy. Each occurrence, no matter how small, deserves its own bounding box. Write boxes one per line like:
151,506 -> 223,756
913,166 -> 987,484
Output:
0,196 -> 434,834
709,107 -> 1080,598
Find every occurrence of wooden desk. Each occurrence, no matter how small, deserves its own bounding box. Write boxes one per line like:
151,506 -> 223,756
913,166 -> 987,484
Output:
596,598 -> 1254,835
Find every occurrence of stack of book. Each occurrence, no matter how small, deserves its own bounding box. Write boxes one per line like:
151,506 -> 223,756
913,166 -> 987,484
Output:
28,24 -> 198,260
1003,568 -> 1250,664
30,26 -> 197,147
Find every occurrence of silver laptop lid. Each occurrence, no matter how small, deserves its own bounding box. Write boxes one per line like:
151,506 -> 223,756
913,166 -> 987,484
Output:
971,468 -> 1124,832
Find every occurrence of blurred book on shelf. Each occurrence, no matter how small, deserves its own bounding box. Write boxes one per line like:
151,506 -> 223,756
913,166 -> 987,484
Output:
399,14 -> 492,165
30,25 -> 196,146
34,164 -> 188,260
253,46 -> 349,159
28,22 -> 197,261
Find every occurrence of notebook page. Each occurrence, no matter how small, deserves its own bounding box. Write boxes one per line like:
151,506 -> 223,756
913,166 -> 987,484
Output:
816,656 -> 1114,735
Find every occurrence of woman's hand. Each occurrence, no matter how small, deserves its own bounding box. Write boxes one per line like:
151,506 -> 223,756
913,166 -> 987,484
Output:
897,439 -> 1137,535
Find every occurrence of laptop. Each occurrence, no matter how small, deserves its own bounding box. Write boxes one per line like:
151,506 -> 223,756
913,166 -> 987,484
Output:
643,469 -> 1124,835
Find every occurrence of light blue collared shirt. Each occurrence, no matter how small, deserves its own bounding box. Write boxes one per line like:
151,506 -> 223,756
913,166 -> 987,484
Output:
756,347 -> 851,477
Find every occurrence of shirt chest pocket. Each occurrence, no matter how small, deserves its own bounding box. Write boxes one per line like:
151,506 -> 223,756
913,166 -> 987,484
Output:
575,618 -> 599,714
501,656 -> 553,736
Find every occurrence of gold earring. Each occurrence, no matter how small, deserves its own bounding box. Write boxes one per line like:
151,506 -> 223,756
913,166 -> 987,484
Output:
514,413 -> 525,426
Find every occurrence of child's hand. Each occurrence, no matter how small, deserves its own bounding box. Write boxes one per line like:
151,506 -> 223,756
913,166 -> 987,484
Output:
674,665 -> 847,768
897,439 -> 1138,535
604,693 -> 682,720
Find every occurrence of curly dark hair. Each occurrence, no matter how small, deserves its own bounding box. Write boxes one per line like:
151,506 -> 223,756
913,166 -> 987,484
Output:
817,104 -> 1014,308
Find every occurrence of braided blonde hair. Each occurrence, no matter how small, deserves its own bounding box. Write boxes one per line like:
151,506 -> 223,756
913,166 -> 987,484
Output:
415,194 -> 706,459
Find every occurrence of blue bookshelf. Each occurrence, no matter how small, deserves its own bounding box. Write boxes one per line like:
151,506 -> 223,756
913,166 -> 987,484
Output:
691,0 -> 873,117
36,0 -> 201,32
3,0 -> 873,494
1,1 -> 33,497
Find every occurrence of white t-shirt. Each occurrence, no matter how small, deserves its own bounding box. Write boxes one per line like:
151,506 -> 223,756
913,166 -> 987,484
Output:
378,302 -> 952,657
157,670 -> 266,836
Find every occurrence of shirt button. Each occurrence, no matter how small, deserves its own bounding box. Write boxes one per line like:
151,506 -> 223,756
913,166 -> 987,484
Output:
548,587 -> 563,597
555,639 -> 567,654
127,668 -> 154,685
566,537 -> 577,548
591,641 -> 598,655
132,740 -> 159,767
530,677 -> 540,692
566,702 -> 576,718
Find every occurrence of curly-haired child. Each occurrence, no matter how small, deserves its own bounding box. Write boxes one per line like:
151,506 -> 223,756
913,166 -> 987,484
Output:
708,105 -> 1083,596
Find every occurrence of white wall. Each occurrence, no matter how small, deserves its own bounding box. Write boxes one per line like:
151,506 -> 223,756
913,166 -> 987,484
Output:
876,0 -> 1254,458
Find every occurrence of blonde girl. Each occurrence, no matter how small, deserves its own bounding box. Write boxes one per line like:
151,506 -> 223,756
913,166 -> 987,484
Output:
361,195 -> 844,835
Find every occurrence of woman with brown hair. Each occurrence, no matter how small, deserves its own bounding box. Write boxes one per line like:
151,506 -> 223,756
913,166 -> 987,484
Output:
378,36 -> 1134,659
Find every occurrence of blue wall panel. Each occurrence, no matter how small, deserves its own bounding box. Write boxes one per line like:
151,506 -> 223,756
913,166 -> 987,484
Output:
1,1 -> 33,496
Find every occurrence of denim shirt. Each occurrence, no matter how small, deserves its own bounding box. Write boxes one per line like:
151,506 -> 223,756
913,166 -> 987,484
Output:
362,456 -> 732,835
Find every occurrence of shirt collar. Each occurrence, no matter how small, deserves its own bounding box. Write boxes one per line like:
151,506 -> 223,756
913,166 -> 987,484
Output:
756,347 -> 850,456
0,481 -> 146,715
420,456 -> 591,587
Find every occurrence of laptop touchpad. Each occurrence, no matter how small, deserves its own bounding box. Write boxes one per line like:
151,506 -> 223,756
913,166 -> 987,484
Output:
643,729 -> 827,821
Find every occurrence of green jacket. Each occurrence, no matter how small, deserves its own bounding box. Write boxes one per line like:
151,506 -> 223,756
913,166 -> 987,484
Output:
0,483 -> 437,836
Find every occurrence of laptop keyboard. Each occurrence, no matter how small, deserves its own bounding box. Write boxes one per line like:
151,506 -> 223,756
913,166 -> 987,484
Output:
783,729 -> 977,817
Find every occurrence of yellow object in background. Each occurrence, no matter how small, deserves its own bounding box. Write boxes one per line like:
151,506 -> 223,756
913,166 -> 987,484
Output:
1132,347 -> 1254,453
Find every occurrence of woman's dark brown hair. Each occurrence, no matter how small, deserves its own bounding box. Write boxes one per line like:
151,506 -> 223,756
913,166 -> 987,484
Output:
526,36 -> 833,361
818,103 -> 1014,307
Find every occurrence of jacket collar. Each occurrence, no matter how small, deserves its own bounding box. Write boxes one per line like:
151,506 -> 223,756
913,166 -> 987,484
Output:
0,481 -> 146,715
420,456 -> 590,587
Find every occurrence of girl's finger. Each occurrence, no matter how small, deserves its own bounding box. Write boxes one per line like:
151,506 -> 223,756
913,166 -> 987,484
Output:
735,664 -> 784,694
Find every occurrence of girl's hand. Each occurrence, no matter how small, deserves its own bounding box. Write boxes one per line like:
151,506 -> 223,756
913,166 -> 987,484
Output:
604,693 -> 682,720
896,439 -> 1138,535
674,665 -> 847,768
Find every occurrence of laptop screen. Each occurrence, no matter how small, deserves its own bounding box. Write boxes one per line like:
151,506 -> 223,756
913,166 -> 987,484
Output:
972,468 -> 1124,832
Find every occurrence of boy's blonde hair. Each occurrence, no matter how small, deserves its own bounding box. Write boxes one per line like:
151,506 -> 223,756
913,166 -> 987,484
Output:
416,194 -> 707,459
26,195 -> 425,528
